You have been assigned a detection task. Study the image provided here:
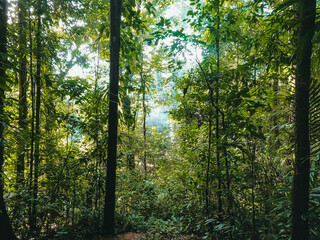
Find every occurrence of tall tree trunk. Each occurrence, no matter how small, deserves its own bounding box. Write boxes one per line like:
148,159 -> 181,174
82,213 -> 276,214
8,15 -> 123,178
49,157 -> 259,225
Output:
251,143 -> 256,240
103,0 -> 122,236
292,0 -> 316,239
222,113 -> 232,238
94,44 -> 100,212
17,0 -> 28,187
141,53 -> 147,178
205,113 -> 212,216
0,1 -> 18,238
273,70 -> 280,150
28,0 -> 35,227
31,0 -> 42,232
215,0 -> 222,222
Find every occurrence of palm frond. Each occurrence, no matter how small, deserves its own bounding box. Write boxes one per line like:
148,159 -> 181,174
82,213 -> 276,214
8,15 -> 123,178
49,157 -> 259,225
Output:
309,79 -> 320,156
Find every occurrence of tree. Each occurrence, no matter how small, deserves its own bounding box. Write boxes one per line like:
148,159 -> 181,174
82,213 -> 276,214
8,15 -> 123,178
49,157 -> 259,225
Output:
17,0 -> 28,187
214,0 -> 222,222
0,0 -> 18,239
141,52 -> 147,178
291,0 -> 316,239
28,0 -> 35,229
103,0 -> 122,236
30,0 -> 43,232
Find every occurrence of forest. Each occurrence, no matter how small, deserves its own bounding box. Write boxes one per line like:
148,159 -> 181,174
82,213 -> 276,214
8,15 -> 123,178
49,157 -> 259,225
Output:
0,0 -> 319,239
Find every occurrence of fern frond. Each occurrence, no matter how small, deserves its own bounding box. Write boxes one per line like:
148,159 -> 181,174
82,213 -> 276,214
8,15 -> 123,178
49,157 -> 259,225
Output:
309,79 -> 320,156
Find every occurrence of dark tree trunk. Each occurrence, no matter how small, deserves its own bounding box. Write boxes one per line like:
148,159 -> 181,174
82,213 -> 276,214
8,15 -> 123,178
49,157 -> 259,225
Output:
251,144 -> 256,240
28,0 -> 35,227
31,0 -> 42,232
292,0 -> 316,239
273,71 -> 280,150
17,0 -> 28,187
103,0 -> 122,236
222,113 -> 232,235
94,47 -> 101,212
205,113 -> 212,216
215,0 -> 222,222
0,1 -> 18,239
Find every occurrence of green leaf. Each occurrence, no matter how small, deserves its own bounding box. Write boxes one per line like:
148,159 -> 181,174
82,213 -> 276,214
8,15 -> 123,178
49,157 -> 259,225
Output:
187,10 -> 194,16
275,0 -> 298,12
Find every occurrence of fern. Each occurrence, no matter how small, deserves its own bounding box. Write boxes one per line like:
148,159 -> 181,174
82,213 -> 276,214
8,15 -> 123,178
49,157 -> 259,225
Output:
309,79 -> 320,156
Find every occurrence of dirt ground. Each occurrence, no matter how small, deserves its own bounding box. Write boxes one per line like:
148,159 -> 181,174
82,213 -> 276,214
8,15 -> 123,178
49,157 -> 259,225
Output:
96,232 -> 145,240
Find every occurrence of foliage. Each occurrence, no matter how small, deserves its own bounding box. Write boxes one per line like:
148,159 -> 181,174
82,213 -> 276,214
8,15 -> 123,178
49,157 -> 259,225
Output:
1,0 -> 320,239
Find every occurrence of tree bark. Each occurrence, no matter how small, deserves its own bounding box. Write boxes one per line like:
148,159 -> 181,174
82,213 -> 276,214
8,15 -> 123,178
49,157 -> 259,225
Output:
31,0 -> 42,232
0,0 -> 18,238
222,113 -> 232,236
205,113 -> 212,216
251,144 -> 256,240
17,0 -> 28,187
215,0 -> 222,222
28,0 -> 35,227
103,0 -> 122,236
273,77 -> 280,150
292,0 -> 316,239
141,53 -> 147,178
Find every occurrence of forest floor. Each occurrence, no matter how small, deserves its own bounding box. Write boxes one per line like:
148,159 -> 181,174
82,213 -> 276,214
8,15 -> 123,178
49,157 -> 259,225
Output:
95,232 -> 201,240
96,232 -> 145,240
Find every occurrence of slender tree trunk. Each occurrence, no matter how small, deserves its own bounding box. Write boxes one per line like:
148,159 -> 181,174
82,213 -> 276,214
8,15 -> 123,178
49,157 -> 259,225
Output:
0,1 -> 17,238
94,45 -> 100,212
205,113 -> 212,216
251,144 -> 256,240
103,0 -> 122,236
273,70 -> 280,150
215,0 -> 222,222
292,0 -> 316,239
141,53 -> 147,178
31,0 -> 42,232
28,1 -> 35,227
222,113 -> 232,237
17,0 -> 28,187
